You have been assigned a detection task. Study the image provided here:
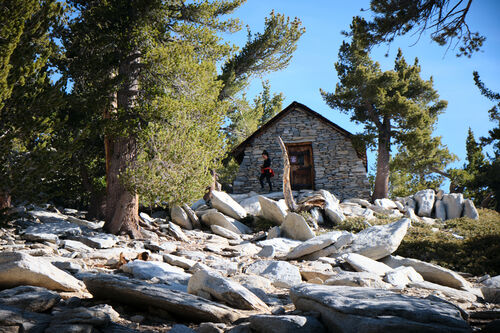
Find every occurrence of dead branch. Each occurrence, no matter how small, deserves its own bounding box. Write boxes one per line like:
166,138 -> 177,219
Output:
278,136 -> 298,212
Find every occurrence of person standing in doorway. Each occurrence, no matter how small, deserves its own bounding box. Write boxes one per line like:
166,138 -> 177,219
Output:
259,150 -> 274,192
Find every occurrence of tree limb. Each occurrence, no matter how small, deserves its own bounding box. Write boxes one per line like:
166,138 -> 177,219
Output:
278,136 -> 297,212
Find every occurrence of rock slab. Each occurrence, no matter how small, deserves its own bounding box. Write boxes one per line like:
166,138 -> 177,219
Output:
280,213 -> 315,241
290,284 -> 471,333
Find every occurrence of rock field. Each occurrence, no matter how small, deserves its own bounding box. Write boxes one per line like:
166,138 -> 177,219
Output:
0,189 -> 498,332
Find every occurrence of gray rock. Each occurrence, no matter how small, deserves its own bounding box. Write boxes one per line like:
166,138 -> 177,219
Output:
61,239 -> 93,253
324,271 -> 389,288
71,233 -> 118,249
246,260 -> 302,288
121,260 -> 191,286
46,304 -> 117,332
0,286 -> 61,312
239,196 -> 262,216
249,315 -> 326,333
170,324 -> 197,332
310,207 -> 324,224
463,199 -> 479,220
481,275 -> 500,303
286,231 -> 344,260
290,284 -> 471,333
258,196 -> 287,225
231,220 -> 253,234
183,203 -> 202,229
405,207 -> 420,222
341,218 -> 411,260
0,252 -> 85,292
187,269 -> 269,312
0,304 -> 51,332
167,222 -> 189,241
83,273 -> 243,323
145,241 -> 177,254
52,260 -> 83,274
210,225 -> 241,240
267,226 -> 281,239
414,189 -> 435,217
342,253 -> 392,276
442,193 -> 464,219
171,206 -> 193,230
211,190 -> 247,220
381,255 -> 472,290
320,190 -> 346,224
22,220 -> 82,243
257,245 -> 276,258
435,199 -> 447,220
280,213 -> 315,241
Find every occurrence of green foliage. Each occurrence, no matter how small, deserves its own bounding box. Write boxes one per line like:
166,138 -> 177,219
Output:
396,209 -> 500,275
322,17 -> 452,198
217,156 -> 240,188
365,0 -> 485,57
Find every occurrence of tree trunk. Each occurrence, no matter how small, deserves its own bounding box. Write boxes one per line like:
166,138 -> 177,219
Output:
103,53 -> 141,238
0,192 -> 11,211
278,136 -> 297,211
373,128 -> 391,200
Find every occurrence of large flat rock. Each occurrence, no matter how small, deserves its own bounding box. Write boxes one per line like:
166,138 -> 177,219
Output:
211,190 -> 247,220
381,255 -> 472,290
0,252 -> 85,292
83,273 -> 244,323
121,260 -> 191,286
342,218 -> 410,260
280,213 -> 315,241
286,231 -> 344,259
258,196 -> 287,225
249,314 -> 326,333
0,304 -> 51,333
0,286 -> 61,313
290,284 -> 471,333
246,260 -> 302,288
201,211 -> 243,235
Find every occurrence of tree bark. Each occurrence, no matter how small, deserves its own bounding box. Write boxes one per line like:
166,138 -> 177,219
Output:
278,136 -> 297,211
0,192 -> 11,211
373,123 -> 391,200
103,53 -> 141,238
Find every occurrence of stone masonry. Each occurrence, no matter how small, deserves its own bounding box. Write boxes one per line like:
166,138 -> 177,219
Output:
232,103 -> 370,200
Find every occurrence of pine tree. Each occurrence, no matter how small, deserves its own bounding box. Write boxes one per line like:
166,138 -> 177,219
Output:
321,17 -> 451,199
60,1 -> 304,236
0,0 -> 64,208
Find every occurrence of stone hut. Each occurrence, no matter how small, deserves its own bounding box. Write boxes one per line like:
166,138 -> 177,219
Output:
231,101 -> 370,199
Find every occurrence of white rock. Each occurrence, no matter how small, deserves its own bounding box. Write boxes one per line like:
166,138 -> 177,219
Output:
342,218 -> 411,260
414,189 -> 435,217
258,196 -> 287,225
280,213 -> 315,241
73,233 -> 118,249
383,266 -> 424,288
394,201 -> 404,212
201,211 -> 242,235
210,225 -> 241,240
299,233 -> 355,261
0,252 -> 85,292
187,269 -> 269,312
463,199 -> 479,220
163,254 -> 197,270
62,239 -> 93,253
182,204 -> 201,229
139,212 -> 154,224
342,253 -> 392,276
286,231 -> 344,260
343,198 -> 371,207
211,190 -> 247,220
121,260 -> 191,286
409,281 -> 478,302
310,207 -> 324,224
442,193 -> 464,219
246,260 -> 302,288
381,255 -> 472,290
405,207 -> 420,222
374,198 -> 398,210
239,196 -> 262,216
257,238 -> 302,255
171,206 -> 193,230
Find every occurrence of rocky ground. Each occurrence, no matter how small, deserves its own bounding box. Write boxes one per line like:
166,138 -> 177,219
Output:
0,189 -> 499,332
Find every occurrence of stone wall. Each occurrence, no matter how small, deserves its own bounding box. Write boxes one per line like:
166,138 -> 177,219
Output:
233,106 -> 371,199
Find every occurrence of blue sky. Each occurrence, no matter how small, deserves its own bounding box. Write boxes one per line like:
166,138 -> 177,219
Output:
223,0 -> 500,179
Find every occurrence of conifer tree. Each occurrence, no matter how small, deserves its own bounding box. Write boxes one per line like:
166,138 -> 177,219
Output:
60,1 -> 304,236
321,17 -> 452,199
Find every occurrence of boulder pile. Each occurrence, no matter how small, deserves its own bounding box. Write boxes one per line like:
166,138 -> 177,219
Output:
0,189 -> 496,332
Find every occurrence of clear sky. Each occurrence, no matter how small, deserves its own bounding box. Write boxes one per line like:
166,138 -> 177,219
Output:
223,0 -> 500,180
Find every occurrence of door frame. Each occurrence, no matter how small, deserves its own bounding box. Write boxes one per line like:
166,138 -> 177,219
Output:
285,141 -> 315,190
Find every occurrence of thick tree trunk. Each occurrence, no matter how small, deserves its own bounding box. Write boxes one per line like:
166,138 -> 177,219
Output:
278,136 -> 297,212
103,53 -> 141,238
0,192 -> 11,211
373,129 -> 391,200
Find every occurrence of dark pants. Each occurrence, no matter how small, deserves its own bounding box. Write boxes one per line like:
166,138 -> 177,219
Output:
259,172 -> 272,191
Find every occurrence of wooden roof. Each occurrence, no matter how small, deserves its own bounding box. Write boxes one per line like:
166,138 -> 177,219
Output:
230,101 -> 367,168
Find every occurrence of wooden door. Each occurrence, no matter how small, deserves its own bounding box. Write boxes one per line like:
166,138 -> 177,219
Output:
286,142 -> 314,190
